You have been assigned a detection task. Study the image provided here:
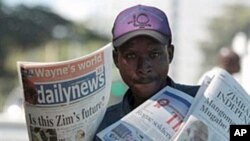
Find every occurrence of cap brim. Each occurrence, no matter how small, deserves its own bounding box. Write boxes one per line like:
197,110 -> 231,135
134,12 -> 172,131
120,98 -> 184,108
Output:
113,30 -> 168,47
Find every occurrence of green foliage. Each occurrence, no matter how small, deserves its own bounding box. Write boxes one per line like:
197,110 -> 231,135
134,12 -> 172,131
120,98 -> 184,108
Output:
0,2 -> 109,111
200,4 -> 250,72
0,6 -> 71,48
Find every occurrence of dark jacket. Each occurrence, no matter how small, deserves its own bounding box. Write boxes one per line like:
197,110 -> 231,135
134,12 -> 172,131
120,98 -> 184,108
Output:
94,77 -> 200,140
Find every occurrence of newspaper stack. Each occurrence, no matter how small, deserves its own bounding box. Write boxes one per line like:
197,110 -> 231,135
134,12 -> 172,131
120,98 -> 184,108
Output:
173,69 -> 250,141
97,86 -> 194,141
98,69 -> 250,141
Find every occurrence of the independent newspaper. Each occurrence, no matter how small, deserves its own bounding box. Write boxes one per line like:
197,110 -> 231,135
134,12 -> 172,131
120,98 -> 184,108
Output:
17,43 -> 113,141
97,86 -> 194,141
172,69 -> 250,141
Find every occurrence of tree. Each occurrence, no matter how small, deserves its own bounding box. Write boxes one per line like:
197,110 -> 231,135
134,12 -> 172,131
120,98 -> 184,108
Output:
199,4 -> 250,73
0,2 -> 108,110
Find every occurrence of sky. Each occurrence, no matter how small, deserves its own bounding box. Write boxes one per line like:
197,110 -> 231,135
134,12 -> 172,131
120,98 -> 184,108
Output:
3,0 -> 95,21
2,0 -> 174,36
2,0 -> 172,22
3,0 -> 250,84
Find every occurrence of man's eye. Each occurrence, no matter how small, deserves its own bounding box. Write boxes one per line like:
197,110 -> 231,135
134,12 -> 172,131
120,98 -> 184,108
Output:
150,52 -> 160,58
125,53 -> 136,59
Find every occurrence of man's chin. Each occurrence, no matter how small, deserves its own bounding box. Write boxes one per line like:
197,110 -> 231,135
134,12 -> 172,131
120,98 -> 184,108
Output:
132,83 -> 159,98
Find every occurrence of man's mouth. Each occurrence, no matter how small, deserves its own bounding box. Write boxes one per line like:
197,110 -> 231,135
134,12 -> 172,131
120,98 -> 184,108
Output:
134,77 -> 154,84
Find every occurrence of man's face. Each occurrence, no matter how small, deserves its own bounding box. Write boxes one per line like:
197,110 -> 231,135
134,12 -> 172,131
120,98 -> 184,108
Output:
113,36 -> 173,100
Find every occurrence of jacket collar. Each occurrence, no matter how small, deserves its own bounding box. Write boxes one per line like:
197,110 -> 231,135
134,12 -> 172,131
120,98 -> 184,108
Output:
121,76 -> 176,115
115,76 -> 199,122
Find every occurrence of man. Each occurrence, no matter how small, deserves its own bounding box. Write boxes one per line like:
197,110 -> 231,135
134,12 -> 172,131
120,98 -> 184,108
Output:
218,47 -> 240,75
96,4 -> 200,135
198,47 -> 241,84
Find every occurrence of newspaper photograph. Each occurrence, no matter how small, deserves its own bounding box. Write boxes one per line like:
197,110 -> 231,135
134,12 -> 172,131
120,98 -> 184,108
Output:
173,69 -> 250,141
17,43 -> 113,141
97,86 -> 194,141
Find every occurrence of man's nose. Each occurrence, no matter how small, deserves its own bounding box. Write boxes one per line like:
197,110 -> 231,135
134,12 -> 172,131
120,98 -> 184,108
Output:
137,57 -> 152,74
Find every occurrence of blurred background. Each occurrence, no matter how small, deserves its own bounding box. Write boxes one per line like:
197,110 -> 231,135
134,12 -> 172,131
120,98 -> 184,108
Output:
0,0 -> 249,140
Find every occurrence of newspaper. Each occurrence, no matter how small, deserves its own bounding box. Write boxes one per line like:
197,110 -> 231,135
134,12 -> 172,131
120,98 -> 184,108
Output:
17,43 -> 113,141
172,69 -> 250,141
97,86 -> 194,141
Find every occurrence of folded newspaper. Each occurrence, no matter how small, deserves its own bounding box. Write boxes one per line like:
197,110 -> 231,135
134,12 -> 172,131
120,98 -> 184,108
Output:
97,69 -> 250,141
172,69 -> 250,141
17,43 -> 113,141
97,86 -> 194,141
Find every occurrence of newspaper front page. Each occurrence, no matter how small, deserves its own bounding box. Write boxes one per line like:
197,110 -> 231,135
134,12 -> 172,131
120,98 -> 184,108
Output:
17,43 -> 113,141
97,86 -> 194,141
173,69 -> 250,141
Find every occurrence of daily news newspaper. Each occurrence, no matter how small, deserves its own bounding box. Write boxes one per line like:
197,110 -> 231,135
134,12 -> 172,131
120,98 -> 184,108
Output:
172,69 -> 250,141
97,86 -> 194,141
17,43 -> 112,141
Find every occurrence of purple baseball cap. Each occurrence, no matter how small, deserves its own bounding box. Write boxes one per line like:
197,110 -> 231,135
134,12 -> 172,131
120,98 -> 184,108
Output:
112,4 -> 172,47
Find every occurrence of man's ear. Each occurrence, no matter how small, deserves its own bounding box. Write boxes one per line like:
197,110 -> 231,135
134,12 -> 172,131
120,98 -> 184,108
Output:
168,44 -> 174,63
113,49 -> 119,68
